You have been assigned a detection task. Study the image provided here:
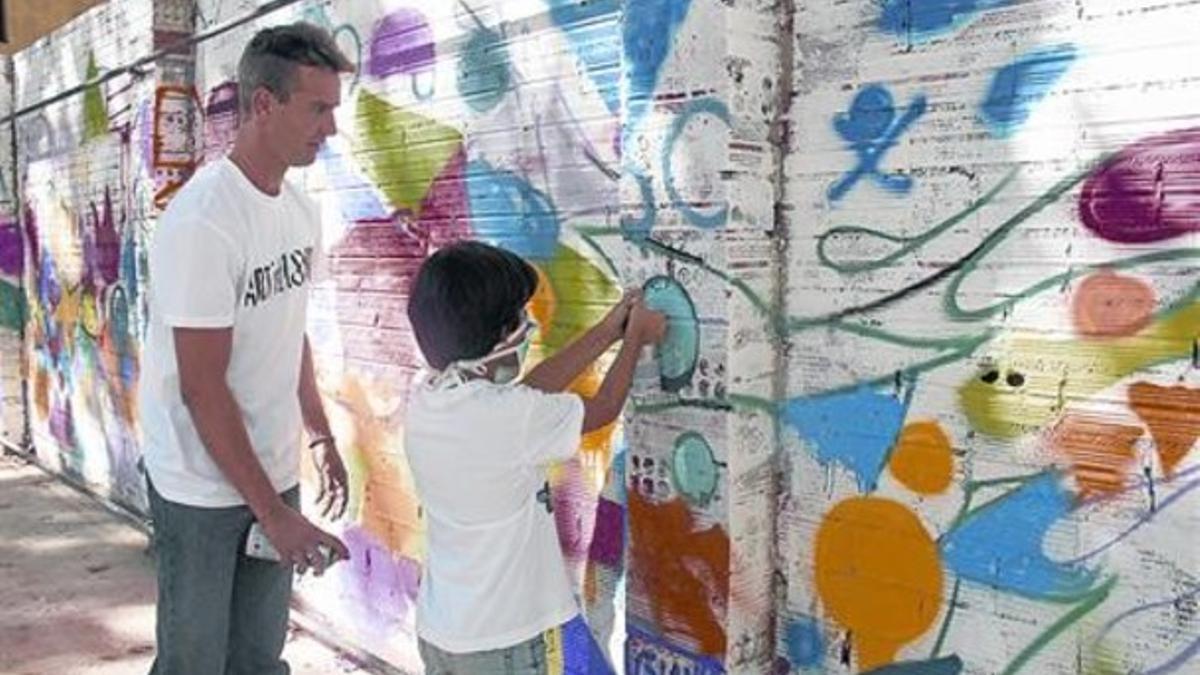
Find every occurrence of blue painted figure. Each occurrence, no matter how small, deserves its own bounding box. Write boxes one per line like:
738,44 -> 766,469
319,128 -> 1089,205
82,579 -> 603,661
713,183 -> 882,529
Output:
828,85 -> 927,202
981,44 -> 1077,137
878,0 -> 1013,41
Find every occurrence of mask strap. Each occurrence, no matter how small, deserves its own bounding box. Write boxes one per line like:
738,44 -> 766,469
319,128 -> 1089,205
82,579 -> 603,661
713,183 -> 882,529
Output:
426,320 -> 536,390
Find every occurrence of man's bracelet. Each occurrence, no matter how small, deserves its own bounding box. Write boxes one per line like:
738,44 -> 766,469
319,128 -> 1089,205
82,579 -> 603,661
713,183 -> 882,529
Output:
307,435 -> 335,449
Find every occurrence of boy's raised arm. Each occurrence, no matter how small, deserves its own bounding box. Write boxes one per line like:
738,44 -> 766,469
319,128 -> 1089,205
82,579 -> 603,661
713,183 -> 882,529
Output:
579,302 -> 665,433
521,290 -> 640,393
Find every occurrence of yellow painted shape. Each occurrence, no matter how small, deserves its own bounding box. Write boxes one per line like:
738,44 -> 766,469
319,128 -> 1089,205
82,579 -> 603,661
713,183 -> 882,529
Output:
528,265 -> 557,339
959,299 -> 1200,439
815,497 -> 943,672
1083,640 -> 1125,675
527,257 -> 618,485
353,91 -> 463,215
334,375 -> 423,558
79,290 -> 102,338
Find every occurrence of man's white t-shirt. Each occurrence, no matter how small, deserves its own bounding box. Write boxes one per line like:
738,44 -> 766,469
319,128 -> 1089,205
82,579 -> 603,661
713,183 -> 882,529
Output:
405,379 -> 585,653
139,157 -> 321,507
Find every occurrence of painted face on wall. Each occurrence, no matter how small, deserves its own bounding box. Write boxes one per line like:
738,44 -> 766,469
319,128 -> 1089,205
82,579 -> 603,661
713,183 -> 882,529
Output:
203,82 -> 240,162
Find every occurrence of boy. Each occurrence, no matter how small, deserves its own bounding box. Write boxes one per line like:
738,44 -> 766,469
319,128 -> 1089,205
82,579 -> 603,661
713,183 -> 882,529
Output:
404,241 -> 665,673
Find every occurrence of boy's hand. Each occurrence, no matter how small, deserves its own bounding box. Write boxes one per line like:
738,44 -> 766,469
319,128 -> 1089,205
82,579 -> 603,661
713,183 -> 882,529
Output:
599,289 -> 642,343
626,303 -> 667,346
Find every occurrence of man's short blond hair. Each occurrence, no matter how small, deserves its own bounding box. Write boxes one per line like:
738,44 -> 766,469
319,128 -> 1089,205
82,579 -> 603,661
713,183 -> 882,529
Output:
237,22 -> 354,114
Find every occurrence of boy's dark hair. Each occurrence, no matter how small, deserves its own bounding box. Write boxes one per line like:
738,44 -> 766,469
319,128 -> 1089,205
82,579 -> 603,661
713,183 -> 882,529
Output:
238,22 -> 355,114
407,241 -> 539,370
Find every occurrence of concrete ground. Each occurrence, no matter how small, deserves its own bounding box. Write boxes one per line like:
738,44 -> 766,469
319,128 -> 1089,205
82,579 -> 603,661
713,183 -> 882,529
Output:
0,451 -> 377,675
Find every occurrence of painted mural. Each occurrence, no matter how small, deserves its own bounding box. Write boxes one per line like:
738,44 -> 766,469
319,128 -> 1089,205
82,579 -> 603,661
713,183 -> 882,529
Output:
190,0 -> 781,671
777,1 -> 1200,674
12,1 -> 164,511
0,67 -> 26,448
8,0 -> 1198,674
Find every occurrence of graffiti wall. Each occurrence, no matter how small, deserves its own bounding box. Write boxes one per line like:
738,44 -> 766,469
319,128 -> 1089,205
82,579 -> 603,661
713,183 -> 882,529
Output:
0,59 -> 26,447
190,0 -> 783,670
778,1 -> 1200,674
614,1 -> 782,673
193,0 -> 610,669
12,0 -> 176,511
10,0 -> 1200,673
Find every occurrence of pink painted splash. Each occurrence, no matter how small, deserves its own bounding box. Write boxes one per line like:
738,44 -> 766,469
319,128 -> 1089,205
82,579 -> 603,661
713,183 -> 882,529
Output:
587,497 -> 625,567
89,189 -> 121,286
1070,269 -> 1155,337
325,149 -> 471,377
0,218 -> 23,277
553,459 -> 597,565
1079,126 -> 1200,243
410,148 -> 472,246
24,205 -> 39,272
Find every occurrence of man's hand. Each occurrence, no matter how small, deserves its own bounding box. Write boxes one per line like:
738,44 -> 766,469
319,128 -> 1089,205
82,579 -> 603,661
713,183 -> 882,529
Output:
260,504 -> 350,576
311,439 -> 349,520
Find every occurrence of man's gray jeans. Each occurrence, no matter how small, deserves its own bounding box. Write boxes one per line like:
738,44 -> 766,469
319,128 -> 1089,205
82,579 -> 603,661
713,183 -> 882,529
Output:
148,480 -> 298,675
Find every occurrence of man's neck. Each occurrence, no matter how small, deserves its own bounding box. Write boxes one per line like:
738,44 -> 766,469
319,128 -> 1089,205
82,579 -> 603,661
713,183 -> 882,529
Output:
228,132 -> 287,196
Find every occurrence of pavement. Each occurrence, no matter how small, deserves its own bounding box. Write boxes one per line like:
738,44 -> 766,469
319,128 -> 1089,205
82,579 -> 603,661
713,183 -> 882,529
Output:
0,450 -> 380,675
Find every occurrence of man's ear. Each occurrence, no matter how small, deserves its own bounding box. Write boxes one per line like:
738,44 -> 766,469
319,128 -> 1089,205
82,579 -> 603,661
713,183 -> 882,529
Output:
251,86 -> 277,118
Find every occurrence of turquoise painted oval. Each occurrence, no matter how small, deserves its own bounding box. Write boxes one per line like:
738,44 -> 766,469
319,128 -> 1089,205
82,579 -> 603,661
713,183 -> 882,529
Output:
642,275 -> 699,392
672,432 -> 718,506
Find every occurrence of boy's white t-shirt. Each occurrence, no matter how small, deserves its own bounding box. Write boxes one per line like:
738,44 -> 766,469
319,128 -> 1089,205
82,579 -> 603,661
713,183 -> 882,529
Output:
139,157 -> 322,507
405,378 -> 585,653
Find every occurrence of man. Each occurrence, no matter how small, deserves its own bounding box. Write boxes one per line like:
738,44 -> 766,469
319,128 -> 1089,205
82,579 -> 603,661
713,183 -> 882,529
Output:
138,22 -> 354,674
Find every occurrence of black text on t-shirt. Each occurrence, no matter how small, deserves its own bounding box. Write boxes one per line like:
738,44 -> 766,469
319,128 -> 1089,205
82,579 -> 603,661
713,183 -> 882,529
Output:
242,246 -> 314,308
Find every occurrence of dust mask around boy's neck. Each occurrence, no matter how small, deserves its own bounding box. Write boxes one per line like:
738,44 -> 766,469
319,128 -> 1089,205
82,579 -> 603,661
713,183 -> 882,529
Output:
428,318 -> 537,390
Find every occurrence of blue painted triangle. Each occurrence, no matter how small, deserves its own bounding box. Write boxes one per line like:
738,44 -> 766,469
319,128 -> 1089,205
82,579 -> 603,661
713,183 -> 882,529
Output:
782,384 -> 912,492
941,472 -> 1097,601
547,0 -> 622,113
